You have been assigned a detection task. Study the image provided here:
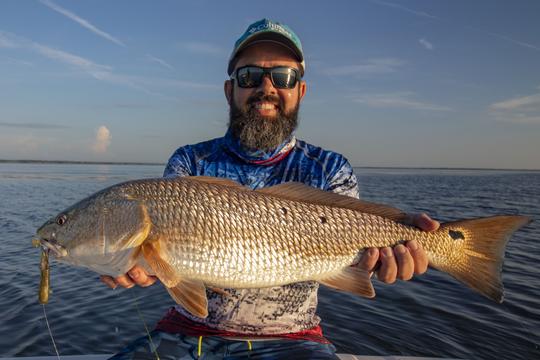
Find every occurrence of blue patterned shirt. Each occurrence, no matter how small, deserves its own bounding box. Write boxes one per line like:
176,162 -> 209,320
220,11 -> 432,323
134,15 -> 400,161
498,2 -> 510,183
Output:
163,131 -> 359,334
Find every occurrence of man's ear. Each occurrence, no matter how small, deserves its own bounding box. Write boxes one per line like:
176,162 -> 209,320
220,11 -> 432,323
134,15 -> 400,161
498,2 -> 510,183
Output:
299,80 -> 307,101
224,80 -> 233,105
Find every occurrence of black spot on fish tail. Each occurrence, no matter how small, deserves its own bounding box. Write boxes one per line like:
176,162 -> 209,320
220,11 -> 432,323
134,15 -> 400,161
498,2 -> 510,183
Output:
449,229 -> 465,240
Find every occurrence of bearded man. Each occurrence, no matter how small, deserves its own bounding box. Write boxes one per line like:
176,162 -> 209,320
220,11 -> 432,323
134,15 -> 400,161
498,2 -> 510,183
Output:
104,19 -> 439,360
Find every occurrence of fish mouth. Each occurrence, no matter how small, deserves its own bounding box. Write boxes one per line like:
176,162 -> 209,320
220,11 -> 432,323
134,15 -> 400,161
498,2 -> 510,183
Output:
32,236 -> 68,258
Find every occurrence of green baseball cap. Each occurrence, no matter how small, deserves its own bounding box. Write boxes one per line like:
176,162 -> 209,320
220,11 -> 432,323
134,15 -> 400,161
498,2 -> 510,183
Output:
227,18 -> 305,76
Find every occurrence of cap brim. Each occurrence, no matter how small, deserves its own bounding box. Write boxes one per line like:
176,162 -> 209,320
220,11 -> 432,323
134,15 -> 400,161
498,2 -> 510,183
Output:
228,32 -> 304,75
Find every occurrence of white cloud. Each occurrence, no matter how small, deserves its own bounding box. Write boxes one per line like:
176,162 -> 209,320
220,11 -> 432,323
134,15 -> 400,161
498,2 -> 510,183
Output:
0,133 -> 58,157
39,0 -> 125,47
0,122 -> 67,129
0,32 -> 18,48
146,54 -> 175,70
323,58 -> 405,76
369,0 -> 439,19
490,93 -> 540,111
92,126 -> 111,154
489,89 -> 540,124
31,43 -> 112,77
466,26 -> 540,51
419,38 -> 433,50
0,31 -> 112,77
352,92 -> 452,111
1,31 -> 218,100
370,0 -> 538,52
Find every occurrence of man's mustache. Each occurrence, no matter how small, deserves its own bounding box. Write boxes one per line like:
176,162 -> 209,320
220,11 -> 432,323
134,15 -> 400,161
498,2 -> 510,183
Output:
247,94 -> 281,107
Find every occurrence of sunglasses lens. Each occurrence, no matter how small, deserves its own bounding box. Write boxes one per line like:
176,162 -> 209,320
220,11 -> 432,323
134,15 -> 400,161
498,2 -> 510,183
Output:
237,67 -> 264,88
271,68 -> 298,89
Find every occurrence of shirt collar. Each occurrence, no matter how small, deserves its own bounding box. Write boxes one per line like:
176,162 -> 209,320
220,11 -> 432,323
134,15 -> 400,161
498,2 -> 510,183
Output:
223,129 -> 296,165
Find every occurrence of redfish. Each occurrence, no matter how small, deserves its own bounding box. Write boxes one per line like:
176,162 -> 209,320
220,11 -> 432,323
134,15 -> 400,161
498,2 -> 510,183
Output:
34,176 -> 530,318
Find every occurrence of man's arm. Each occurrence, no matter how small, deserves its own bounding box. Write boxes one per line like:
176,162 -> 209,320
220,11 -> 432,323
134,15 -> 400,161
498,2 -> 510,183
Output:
326,158 -> 439,283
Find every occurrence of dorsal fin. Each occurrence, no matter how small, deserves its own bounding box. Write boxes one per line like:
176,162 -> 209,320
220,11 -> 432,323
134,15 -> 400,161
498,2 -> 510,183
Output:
257,182 -> 407,222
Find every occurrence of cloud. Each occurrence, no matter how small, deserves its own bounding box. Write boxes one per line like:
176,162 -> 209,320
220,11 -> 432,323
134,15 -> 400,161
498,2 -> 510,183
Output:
92,126 -> 111,154
369,0 -> 439,19
490,89 -> 540,124
323,58 -> 405,76
39,0 -> 125,47
371,0 -> 538,51
419,38 -> 433,50
490,93 -> 540,111
1,31 -> 218,100
31,43 -> 112,78
179,41 -> 224,56
1,31 -> 112,76
0,122 -> 69,129
352,92 -> 452,111
0,134 -> 49,154
146,54 -> 175,70
465,26 -> 540,51
0,32 -> 126,87
0,32 -> 18,48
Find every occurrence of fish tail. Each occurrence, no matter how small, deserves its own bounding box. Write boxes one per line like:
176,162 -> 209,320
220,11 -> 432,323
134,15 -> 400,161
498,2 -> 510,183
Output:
437,215 -> 531,302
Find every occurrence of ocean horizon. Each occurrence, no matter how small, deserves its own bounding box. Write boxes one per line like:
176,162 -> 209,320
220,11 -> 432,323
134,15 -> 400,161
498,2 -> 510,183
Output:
1,159 -> 539,172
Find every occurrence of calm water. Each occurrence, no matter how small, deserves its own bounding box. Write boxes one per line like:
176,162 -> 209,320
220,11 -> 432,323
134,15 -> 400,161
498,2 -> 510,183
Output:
0,163 -> 538,359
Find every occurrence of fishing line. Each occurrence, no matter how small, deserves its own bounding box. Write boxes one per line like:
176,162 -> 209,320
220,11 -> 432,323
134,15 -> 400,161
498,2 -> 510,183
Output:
42,304 -> 61,360
132,292 -> 161,360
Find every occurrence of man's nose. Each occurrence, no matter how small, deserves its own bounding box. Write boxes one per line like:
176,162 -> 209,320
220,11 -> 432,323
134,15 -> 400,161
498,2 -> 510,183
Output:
256,73 -> 277,94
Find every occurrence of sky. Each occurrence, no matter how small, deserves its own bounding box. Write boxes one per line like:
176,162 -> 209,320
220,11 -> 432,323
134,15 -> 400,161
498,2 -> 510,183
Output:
1,0 -> 539,169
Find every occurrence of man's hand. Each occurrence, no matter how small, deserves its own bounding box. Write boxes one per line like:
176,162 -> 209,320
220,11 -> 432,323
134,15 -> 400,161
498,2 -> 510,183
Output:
100,265 -> 158,289
357,213 -> 440,284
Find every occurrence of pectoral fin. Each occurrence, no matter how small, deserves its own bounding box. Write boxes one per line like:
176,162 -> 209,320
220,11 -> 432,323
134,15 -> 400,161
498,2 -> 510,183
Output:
140,234 -> 209,318
319,266 -> 375,298
166,279 -> 208,318
140,235 -> 181,288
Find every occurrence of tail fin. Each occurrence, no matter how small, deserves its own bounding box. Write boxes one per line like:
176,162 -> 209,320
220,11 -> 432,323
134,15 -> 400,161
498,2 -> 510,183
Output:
438,215 -> 531,303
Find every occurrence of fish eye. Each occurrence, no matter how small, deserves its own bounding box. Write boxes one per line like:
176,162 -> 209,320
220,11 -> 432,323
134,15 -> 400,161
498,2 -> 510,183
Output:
56,214 -> 67,226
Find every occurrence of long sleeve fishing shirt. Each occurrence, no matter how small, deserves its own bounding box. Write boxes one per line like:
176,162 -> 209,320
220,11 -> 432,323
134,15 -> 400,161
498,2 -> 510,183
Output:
160,130 -> 359,336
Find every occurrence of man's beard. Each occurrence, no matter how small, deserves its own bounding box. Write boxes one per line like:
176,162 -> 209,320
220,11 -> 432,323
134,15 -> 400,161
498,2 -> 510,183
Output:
228,92 -> 299,152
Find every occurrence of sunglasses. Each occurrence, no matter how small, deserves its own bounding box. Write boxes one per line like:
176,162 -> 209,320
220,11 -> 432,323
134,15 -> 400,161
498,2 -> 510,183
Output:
231,66 -> 301,89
